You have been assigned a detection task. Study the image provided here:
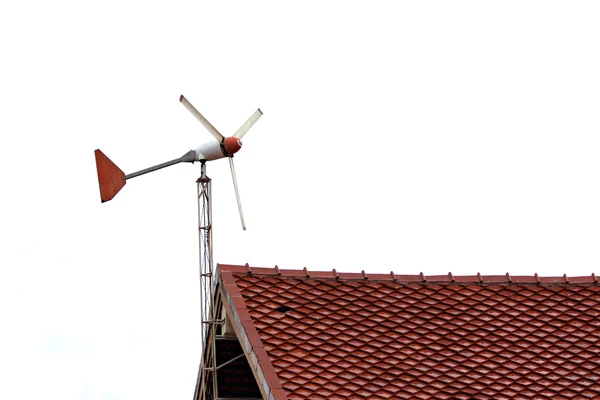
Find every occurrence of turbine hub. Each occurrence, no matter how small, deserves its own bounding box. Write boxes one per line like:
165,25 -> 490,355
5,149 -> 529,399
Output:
224,136 -> 242,155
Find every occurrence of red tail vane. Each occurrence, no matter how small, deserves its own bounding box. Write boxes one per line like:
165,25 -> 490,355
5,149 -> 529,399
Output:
95,149 -> 126,203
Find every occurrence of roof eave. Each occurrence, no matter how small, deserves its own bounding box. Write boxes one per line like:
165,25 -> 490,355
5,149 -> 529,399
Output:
217,265 -> 288,400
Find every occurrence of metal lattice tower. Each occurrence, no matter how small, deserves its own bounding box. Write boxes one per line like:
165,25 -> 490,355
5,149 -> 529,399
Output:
195,162 -> 219,400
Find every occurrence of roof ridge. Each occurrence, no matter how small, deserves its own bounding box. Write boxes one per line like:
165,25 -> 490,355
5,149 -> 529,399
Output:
217,264 -> 600,286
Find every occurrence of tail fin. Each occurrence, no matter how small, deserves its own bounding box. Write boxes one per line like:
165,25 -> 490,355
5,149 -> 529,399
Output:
95,149 -> 126,203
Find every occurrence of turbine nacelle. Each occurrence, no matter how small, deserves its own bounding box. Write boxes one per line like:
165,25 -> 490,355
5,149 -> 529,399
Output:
194,136 -> 242,161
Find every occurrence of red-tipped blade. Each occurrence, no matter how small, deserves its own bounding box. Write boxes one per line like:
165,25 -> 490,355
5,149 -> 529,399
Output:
95,149 -> 126,203
233,108 -> 263,139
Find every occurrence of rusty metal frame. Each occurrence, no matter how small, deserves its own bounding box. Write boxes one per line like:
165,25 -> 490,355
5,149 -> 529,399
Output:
194,162 -> 219,400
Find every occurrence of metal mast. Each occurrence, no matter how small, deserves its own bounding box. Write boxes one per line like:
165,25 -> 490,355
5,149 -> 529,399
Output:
195,162 -> 219,399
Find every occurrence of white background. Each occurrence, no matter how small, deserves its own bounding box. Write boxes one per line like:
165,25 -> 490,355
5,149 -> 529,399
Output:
1,1 -> 599,399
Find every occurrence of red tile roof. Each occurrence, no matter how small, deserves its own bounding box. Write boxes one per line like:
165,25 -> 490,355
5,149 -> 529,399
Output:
218,264 -> 600,399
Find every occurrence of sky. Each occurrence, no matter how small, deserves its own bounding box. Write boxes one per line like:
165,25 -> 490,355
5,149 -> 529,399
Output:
1,1 -> 599,399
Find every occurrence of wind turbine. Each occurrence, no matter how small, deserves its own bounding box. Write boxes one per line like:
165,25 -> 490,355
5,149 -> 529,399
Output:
94,95 -> 262,230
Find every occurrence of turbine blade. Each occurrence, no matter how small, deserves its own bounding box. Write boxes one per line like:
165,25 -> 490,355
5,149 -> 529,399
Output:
179,95 -> 224,142
233,108 -> 263,139
228,157 -> 246,230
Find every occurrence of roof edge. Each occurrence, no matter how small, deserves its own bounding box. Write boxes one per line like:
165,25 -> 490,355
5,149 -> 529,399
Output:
217,264 -> 599,286
217,266 -> 288,400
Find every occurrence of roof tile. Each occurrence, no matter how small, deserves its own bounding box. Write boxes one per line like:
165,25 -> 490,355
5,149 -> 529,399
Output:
218,265 -> 600,399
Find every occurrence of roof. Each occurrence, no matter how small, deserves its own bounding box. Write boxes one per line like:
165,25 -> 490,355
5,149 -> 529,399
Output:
216,264 -> 600,400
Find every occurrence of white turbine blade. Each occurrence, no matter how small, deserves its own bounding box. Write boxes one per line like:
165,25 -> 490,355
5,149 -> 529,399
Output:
179,95 -> 224,142
233,108 -> 263,139
228,157 -> 246,230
